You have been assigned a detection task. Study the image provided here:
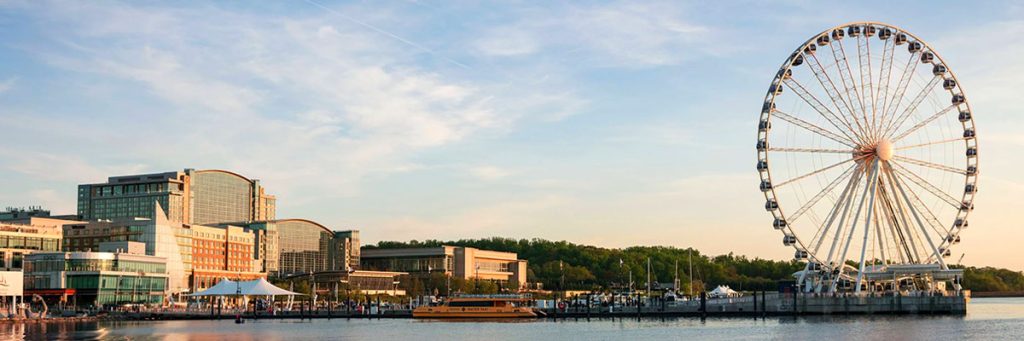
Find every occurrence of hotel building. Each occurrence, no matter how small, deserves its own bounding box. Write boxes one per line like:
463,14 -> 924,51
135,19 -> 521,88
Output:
77,169 -> 276,225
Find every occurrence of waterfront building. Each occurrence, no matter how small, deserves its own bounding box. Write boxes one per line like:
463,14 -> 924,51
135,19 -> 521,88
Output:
24,241 -> 169,307
360,246 -> 527,288
306,270 -> 407,296
62,204 -> 262,293
77,169 -> 276,225
0,218 -> 73,271
232,220 -> 359,277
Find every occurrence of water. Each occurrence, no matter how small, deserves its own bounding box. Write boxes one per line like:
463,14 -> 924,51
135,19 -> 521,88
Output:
5,297 -> 1024,340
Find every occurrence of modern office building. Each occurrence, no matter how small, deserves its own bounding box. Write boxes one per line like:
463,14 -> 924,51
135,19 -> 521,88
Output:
24,242 -> 169,307
232,219 -> 359,277
0,218 -> 71,271
361,246 -> 528,288
77,169 -> 276,225
332,230 -> 360,272
62,204 -> 263,293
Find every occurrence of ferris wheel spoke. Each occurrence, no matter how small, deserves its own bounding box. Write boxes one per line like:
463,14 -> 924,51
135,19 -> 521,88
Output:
783,78 -> 862,143
892,155 -> 967,175
807,54 -> 868,142
880,53 -> 920,135
885,75 -> 943,137
768,147 -> 852,154
828,39 -> 869,137
819,167 -> 863,265
888,167 -> 949,267
891,104 -> 958,142
856,33 -> 876,139
875,35 -> 896,138
889,162 -> 962,208
875,183 -> 908,264
895,137 -> 963,151
854,160 -> 881,292
889,164 -> 950,242
787,164 -> 857,223
775,155 -> 862,188
880,168 -> 923,264
772,109 -> 858,147
881,163 -> 924,263
834,159 -> 877,292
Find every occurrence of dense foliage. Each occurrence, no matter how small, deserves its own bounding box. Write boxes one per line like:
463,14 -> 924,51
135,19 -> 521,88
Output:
370,238 -> 1024,293
369,237 -> 803,292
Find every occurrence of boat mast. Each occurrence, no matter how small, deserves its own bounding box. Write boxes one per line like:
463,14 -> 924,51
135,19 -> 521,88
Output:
688,249 -> 693,297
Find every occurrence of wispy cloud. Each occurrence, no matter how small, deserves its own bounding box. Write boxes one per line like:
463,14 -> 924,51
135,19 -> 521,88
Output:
0,77 -> 16,94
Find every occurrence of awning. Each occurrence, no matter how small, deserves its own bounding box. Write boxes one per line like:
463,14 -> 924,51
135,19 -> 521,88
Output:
187,278 -> 303,296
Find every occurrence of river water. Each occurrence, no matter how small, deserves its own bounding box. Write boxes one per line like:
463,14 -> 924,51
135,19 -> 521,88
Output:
4,297 -> 1023,340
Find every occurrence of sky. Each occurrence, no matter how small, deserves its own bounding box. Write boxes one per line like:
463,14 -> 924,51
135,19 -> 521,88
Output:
0,1 -> 1021,271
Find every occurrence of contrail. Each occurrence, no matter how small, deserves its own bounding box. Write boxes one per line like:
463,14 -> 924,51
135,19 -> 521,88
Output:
303,0 -> 471,69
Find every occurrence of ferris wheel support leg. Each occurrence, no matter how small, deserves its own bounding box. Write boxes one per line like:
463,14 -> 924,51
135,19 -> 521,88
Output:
833,167 -> 873,293
890,165 -> 948,272
855,160 -> 881,294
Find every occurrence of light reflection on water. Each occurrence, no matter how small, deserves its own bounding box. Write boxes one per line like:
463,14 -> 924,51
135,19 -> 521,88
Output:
5,297 -> 1024,340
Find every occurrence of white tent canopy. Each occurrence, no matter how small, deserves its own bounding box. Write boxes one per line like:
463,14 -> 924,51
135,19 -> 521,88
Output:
187,278 -> 303,296
708,285 -> 741,298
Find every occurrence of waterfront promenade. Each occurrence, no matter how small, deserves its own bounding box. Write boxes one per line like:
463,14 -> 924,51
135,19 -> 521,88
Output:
46,291 -> 966,322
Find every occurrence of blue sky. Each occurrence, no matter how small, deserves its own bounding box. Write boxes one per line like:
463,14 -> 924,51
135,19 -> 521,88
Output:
0,1 -> 1022,270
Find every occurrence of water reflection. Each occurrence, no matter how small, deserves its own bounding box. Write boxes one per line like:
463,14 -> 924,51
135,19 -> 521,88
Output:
3,298 -> 1021,340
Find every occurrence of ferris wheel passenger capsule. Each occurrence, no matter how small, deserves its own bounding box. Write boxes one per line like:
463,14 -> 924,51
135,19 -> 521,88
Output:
769,83 -> 784,95
760,180 -> 773,192
921,51 -> 935,63
961,201 -> 974,212
831,29 -> 844,40
878,28 -> 892,40
804,44 -> 816,55
958,110 -> 971,122
816,35 -> 831,46
966,147 -> 977,157
847,26 -> 861,37
792,54 -> 804,66
864,25 -> 877,37
894,33 -> 908,45
952,94 -> 966,105
783,235 -> 797,246
965,183 -> 977,193
966,165 -> 977,175
757,139 -> 769,151
943,78 -> 957,90
773,218 -> 787,229
948,235 -> 961,244
765,199 -> 779,211
963,128 -> 975,139
759,119 -> 771,131
939,247 -> 952,257
794,250 -> 808,259
955,218 -> 968,228
933,64 -> 948,76
908,41 -> 923,53
757,160 -> 769,171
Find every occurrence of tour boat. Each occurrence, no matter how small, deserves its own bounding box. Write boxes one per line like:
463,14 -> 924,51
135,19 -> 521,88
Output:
413,295 -> 537,318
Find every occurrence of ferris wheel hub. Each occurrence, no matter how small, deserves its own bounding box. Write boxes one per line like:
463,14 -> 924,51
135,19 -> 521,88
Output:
875,139 -> 894,161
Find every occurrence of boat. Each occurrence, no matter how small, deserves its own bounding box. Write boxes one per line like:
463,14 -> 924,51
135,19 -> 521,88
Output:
412,294 -> 538,318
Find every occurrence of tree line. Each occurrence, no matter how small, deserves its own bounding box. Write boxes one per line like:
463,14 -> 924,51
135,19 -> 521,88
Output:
368,237 -> 1024,293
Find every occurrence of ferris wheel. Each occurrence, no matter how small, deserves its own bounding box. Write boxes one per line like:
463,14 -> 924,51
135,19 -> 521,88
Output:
756,22 -> 977,293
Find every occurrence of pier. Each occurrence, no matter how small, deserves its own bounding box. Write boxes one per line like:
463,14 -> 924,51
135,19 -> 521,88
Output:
96,291 -> 968,321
